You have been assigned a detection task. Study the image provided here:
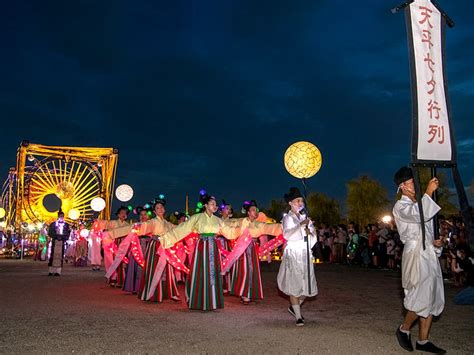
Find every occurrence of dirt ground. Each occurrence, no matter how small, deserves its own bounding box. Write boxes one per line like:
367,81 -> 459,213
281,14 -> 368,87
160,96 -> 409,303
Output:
0,259 -> 472,354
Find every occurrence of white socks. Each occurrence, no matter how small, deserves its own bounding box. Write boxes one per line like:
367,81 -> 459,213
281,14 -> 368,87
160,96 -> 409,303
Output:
399,325 -> 410,335
292,305 -> 302,319
299,297 -> 306,306
417,340 -> 429,345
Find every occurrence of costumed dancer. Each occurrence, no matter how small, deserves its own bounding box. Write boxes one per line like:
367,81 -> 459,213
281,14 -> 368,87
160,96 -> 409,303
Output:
122,205 -> 152,293
74,223 -> 88,267
277,187 -> 318,327
218,200 -> 233,294
137,197 -> 180,303
159,191 -> 240,311
392,167 -> 446,354
47,210 -> 71,276
88,225 -> 102,271
172,211 -> 188,283
95,206 -> 131,286
228,200 -> 282,305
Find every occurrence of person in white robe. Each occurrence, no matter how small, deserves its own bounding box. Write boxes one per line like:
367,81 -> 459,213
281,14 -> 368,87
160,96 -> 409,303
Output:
392,166 -> 446,354
277,187 -> 317,327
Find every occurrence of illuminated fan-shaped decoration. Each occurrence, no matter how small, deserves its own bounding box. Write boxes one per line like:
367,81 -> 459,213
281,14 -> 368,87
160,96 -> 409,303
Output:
91,197 -> 106,212
25,158 -> 102,224
68,208 -> 80,220
284,141 -> 323,179
115,184 -> 134,202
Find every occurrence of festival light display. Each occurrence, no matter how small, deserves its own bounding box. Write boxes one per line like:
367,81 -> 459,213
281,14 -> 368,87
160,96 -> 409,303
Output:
284,141 -> 322,179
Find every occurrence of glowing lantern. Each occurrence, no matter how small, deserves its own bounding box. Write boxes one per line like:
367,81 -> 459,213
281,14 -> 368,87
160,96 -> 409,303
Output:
382,215 -> 392,224
91,197 -> 106,212
68,209 -> 80,220
284,141 -> 322,179
79,229 -> 90,238
0,207 -> 5,219
115,184 -> 134,202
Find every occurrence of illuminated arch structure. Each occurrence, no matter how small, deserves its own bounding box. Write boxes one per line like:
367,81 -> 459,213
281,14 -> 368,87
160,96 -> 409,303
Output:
1,141 -> 118,229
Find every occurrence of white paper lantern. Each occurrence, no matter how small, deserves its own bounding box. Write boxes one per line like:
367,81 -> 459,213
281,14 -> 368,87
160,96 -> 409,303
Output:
115,184 -> 134,202
79,229 -> 90,238
91,197 -> 106,212
68,209 -> 80,220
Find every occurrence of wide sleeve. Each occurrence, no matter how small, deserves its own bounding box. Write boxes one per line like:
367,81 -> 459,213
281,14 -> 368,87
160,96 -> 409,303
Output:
220,219 -> 243,240
248,222 -> 282,238
160,215 -> 198,249
393,194 -> 441,224
282,215 -> 303,242
108,224 -> 133,240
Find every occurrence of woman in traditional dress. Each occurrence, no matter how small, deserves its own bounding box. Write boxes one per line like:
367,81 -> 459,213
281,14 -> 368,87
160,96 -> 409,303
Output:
218,200 -> 233,294
95,206 -> 131,286
137,197 -> 180,303
122,206 -> 152,293
159,191 -> 241,311
277,187 -> 318,327
228,200 -> 282,305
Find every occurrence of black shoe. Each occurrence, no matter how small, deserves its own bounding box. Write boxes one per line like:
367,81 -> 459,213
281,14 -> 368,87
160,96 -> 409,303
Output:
54,273 -> 60,276
396,327 -> 413,352
416,341 -> 446,354
287,306 -> 305,321
296,318 -> 305,327
48,273 -> 53,276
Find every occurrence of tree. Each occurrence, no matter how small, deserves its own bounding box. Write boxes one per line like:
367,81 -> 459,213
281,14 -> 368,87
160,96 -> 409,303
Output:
306,192 -> 341,226
346,175 -> 389,227
263,199 -> 288,221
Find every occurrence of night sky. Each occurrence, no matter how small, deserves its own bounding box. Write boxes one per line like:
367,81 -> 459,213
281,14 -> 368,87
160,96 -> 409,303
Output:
1,0 -> 473,214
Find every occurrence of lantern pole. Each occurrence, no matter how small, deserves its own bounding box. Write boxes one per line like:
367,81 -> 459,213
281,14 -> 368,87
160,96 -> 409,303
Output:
301,177 -> 312,295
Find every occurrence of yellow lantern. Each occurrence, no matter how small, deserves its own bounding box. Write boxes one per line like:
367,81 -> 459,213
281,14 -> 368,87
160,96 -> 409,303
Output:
0,207 -> 5,219
284,141 -> 322,179
68,208 -> 80,220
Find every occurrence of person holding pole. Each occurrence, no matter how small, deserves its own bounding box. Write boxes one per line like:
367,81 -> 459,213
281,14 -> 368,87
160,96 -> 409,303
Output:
277,187 -> 318,327
393,166 -> 446,354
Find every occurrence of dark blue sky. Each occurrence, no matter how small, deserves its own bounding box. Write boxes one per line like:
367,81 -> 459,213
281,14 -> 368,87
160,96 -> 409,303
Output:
1,0 -> 473,213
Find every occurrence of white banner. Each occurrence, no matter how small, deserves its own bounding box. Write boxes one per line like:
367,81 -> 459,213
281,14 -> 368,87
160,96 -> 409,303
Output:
408,0 -> 453,162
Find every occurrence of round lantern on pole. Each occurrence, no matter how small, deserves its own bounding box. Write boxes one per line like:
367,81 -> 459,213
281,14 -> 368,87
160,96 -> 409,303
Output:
115,184 -> 134,202
284,141 -> 323,296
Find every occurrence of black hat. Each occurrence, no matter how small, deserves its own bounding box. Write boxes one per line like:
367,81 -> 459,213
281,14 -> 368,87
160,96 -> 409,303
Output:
219,200 -> 232,210
394,166 -> 413,186
242,200 -> 258,214
284,187 -> 303,203
199,191 -> 216,206
115,206 -> 130,216
57,210 -> 65,217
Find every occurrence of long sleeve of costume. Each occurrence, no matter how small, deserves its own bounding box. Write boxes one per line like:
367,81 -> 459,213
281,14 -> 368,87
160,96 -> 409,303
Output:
393,194 -> 441,225
282,215 -> 304,242
136,217 -> 175,236
108,224 -> 133,240
220,218 -> 243,240
160,214 -> 200,249
248,221 -> 282,238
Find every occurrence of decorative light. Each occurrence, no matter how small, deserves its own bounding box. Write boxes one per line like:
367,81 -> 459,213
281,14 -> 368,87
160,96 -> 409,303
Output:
115,184 -> 134,202
90,197 -> 106,212
382,215 -> 392,224
284,141 -> 323,179
0,207 -> 5,219
158,194 -> 165,200
199,189 -> 206,196
79,229 -> 90,238
28,155 -> 35,162
68,209 -> 80,220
